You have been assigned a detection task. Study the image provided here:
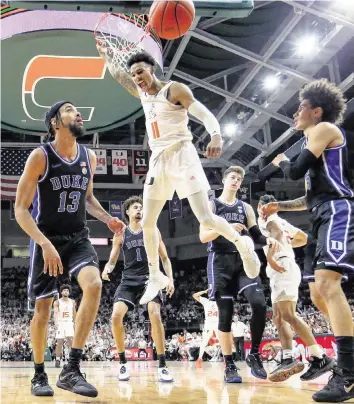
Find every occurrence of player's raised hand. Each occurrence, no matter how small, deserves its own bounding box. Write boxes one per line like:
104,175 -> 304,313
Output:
205,135 -> 223,159
107,217 -> 125,235
42,241 -> 63,277
267,237 -> 281,253
260,202 -> 279,220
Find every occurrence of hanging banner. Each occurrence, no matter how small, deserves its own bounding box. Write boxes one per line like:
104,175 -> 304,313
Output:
112,150 -> 128,175
93,149 -> 107,174
109,201 -> 123,219
169,194 -> 182,219
132,150 -> 150,176
238,185 -> 251,204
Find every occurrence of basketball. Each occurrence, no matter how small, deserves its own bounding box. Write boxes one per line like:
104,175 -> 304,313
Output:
149,0 -> 195,40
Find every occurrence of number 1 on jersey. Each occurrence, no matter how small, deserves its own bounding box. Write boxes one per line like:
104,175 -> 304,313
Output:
136,248 -> 142,262
151,122 -> 160,139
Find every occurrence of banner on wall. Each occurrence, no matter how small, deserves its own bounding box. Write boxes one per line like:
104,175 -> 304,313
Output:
112,150 -> 128,175
93,149 -> 107,174
107,347 -> 153,361
238,184 -> 251,204
169,194 -> 182,219
132,150 -> 149,176
109,201 -> 123,219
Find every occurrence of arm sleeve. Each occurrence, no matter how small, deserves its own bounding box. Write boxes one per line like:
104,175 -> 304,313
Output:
188,101 -> 221,138
248,225 -> 267,246
278,149 -> 318,180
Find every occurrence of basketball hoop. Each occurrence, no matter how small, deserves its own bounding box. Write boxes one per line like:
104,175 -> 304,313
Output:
94,13 -> 154,73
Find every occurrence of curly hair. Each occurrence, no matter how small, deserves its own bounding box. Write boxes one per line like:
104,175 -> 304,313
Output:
127,51 -> 156,69
299,78 -> 347,125
60,284 -> 72,294
259,194 -> 277,205
122,195 -> 143,223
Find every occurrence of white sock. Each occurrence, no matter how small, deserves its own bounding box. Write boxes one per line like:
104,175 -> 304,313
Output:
56,356 -> 60,361
283,349 -> 293,360
308,344 -> 323,359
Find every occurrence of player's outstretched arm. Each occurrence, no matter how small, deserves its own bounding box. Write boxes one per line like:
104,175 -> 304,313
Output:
102,233 -> 123,282
86,150 -> 125,233
291,229 -> 308,248
169,82 -> 223,159
261,196 -> 307,219
192,290 -> 208,303
265,221 -> 287,274
15,149 -> 63,276
158,230 -> 174,297
96,44 -> 139,98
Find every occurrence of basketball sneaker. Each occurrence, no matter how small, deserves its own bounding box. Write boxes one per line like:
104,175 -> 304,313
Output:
55,359 -> 61,368
158,367 -> 174,382
312,367 -> 354,402
139,271 -> 169,305
31,372 -> 54,396
119,363 -> 130,381
234,236 -> 261,278
224,364 -> 242,383
300,355 -> 335,381
56,364 -> 98,397
268,358 -> 304,382
246,353 -> 267,380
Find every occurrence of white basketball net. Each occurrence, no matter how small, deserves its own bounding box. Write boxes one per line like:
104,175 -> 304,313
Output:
94,13 -> 151,73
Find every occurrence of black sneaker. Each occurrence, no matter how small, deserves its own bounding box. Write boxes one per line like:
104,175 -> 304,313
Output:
246,353 -> 267,380
31,372 -> 54,396
268,358 -> 304,382
224,364 -> 242,383
55,359 -> 61,368
301,355 -> 335,381
56,364 -> 98,397
313,367 -> 354,402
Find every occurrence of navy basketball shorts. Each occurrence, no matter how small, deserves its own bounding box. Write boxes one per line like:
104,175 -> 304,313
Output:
114,277 -> 164,310
304,199 -> 354,280
207,252 -> 262,300
28,228 -> 99,301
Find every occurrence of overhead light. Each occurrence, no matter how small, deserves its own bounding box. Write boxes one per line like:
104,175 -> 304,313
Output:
224,123 -> 238,136
296,35 -> 319,57
263,75 -> 280,91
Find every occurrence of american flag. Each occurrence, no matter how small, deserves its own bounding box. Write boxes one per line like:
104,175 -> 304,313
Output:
1,149 -> 32,200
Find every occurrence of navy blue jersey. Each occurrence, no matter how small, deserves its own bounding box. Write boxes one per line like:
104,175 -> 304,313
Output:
121,227 -> 149,282
31,143 -> 91,236
208,198 -> 248,253
305,129 -> 354,210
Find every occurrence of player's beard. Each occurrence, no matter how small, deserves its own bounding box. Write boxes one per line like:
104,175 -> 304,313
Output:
69,122 -> 86,138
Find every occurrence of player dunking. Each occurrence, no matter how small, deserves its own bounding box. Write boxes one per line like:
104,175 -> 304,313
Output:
192,289 -> 219,363
261,79 -> 354,402
199,166 -> 280,383
102,196 -> 174,382
97,46 -> 260,305
258,195 -> 334,383
15,101 -> 124,398
53,284 -> 76,368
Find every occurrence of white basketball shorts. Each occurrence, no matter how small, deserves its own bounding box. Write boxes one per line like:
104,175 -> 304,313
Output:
56,322 -> 74,339
144,141 -> 210,201
268,257 -> 301,303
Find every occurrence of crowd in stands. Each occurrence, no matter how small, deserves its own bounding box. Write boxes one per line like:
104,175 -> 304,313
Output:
1,263 -> 353,362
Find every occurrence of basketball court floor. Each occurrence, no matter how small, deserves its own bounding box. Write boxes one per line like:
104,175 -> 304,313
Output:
1,361 -> 334,403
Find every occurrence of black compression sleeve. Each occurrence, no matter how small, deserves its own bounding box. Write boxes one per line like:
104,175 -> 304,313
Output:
278,149 -> 318,180
248,225 -> 267,247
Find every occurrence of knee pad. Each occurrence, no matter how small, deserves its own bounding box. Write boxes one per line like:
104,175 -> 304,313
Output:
215,294 -> 233,332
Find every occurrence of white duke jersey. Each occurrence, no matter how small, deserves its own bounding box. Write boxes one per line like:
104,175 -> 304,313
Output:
258,214 -> 298,261
200,296 -> 219,328
138,81 -> 193,153
58,298 -> 74,323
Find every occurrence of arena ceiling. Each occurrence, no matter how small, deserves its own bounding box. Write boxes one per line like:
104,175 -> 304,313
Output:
2,0 -> 354,182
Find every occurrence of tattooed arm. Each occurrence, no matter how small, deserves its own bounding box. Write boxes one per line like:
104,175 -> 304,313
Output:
261,195 -> 307,219
97,44 -> 139,98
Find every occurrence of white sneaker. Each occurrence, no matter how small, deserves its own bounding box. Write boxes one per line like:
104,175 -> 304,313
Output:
235,235 -> 261,278
158,367 -> 174,383
139,271 -> 169,305
119,363 -> 130,381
